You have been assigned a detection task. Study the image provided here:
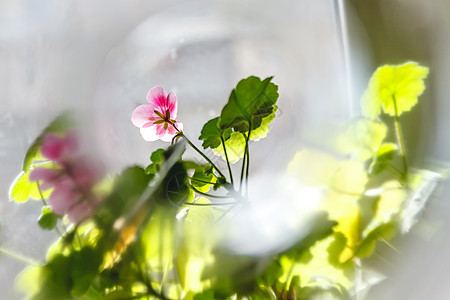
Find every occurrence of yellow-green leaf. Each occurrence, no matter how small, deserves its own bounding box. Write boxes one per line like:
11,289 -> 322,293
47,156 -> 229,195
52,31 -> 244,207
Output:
279,236 -> 355,290
287,149 -> 341,187
355,222 -> 397,258
176,198 -> 216,293
249,106 -> 277,141
212,131 -> 246,164
362,62 -> 429,118
142,210 -> 176,271
22,112 -> 74,171
9,168 -> 52,203
363,180 -> 405,235
336,119 -> 387,161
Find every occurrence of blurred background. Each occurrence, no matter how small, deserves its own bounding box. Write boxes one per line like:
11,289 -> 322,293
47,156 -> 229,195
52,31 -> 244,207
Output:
1,0 -> 450,299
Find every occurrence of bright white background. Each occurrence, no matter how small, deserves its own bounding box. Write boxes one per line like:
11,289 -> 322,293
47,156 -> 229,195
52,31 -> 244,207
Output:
0,1 -> 449,299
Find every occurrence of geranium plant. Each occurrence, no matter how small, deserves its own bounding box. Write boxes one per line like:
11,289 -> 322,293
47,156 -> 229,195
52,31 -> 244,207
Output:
5,63 -> 442,299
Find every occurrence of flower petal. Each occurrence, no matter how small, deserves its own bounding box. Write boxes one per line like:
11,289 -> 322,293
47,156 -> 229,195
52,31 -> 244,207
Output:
158,122 -> 183,142
64,131 -> 78,154
29,167 -> 62,190
159,133 -> 174,142
131,104 -> 157,127
146,86 -> 168,108
67,200 -> 96,224
167,92 -> 178,118
156,124 -> 166,136
140,124 -> 159,141
71,158 -> 103,190
48,182 -> 80,215
41,133 -> 77,161
174,121 -> 183,132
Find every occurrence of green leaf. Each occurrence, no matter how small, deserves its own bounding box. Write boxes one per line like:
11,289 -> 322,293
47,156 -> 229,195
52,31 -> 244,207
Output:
327,232 -> 348,266
198,77 -> 279,164
141,208 -> 177,271
150,148 -> 165,162
22,112 -> 75,172
212,131 -> 246,164
400,168 -> 442,233
9,171 -> 36,203
190,165 -> 217,193
368,143 -> 398,175
376,143 -> 398,159
355,223 -> 397,258
33,254 -> 73,299
355,181 -> 404,258
70,247 -> 103,296
298,284 -> 350,300
38,207 -> 59,230
15,266 -> 42,298
219,76 -> 279,133
9,166 -> 53,203
366,180 -> 405,231
183,197 -> 215,225
104,290 -> 135,299
95,166 -> 153,229
280,234 -> 355,292
193,290 -> 216,300
362,62 -> 429,118
145,148 -> 166,175
336,118 -> 387,161
249,106 -> 277,141
199,117 -> 232,150
176,198 -> 216,294
258,260 -> 283,287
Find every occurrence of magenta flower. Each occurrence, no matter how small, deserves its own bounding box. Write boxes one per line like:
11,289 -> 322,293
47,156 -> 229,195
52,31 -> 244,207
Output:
131,86 -> 183,142
29,132 -> 103,224
40,131 -> 78,162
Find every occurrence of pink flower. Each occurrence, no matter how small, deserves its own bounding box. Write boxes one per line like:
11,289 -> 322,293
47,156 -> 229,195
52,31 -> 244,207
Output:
131,86 -> 183,142
40,132 -> 77,162
29,132 -> 103,224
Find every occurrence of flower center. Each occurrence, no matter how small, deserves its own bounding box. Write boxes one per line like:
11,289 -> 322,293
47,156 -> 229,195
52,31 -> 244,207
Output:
153,109 -> 177,130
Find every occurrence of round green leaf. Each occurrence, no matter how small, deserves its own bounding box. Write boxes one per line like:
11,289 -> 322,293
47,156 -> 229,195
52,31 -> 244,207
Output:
362,62 -> 429,118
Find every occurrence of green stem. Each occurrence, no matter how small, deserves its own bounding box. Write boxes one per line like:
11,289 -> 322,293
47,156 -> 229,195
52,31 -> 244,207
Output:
0,247 -> 39,266
386,162 -> 406,183
188,177 -> 216,185
37,182 -> 66,238
36,182 -> 47,207
239,133 -> 248,193
245,127 -> 251,199
221,136 -> 234,186
189,184 -> 232,199
213,203 -> 238,224
392,95 -> 408,177
185,201 -> 236,206
159,259 -> 170,295
180,133 -> 226,179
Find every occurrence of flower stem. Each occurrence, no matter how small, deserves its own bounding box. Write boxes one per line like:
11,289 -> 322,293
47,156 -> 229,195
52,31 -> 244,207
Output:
189,184 -> 231,199
159,259 -> 170,295
0,247 -> 39,266
386,162 -> 406,183
392,95 -> 408,177
239,133 -> 248,193
221,136 -> 234,186
184,201 -> 236,206
213,203 -> 238,224
188,177 -> 216,185
37,182 -> 66,238
245,128 -> 251,199
180,133 -> 226,179
36,182 -> 48,206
